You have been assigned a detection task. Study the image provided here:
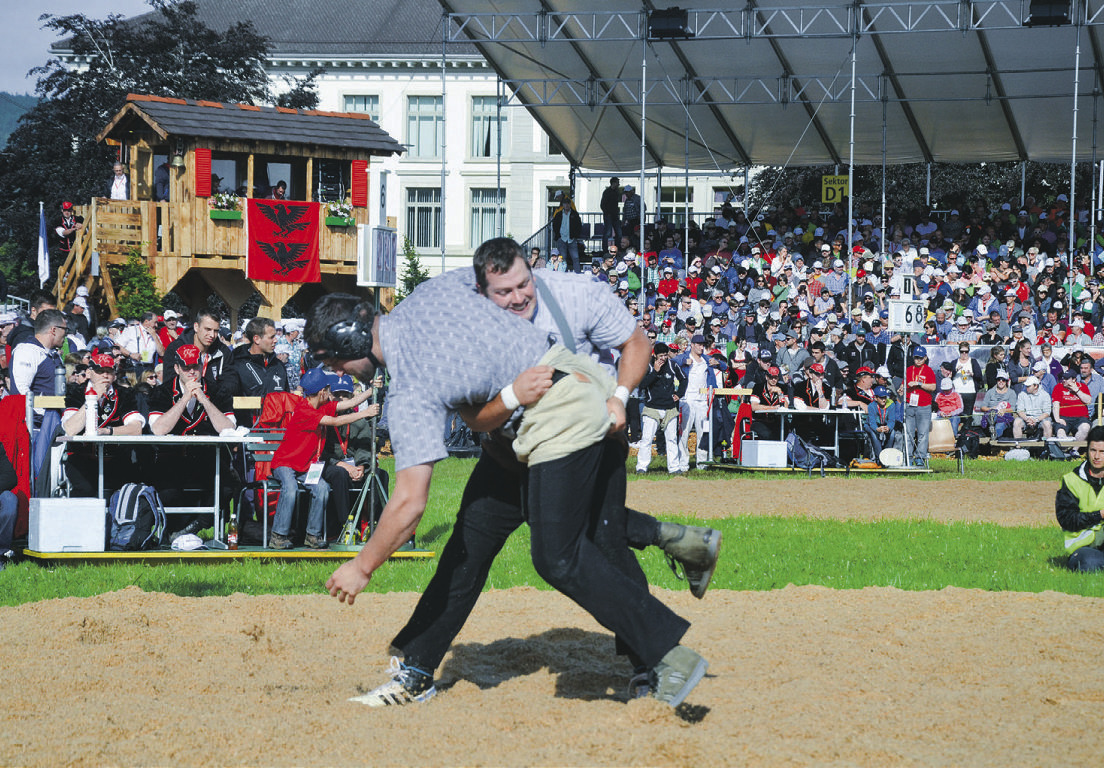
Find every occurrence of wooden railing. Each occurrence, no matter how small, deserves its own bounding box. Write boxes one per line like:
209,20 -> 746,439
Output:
55,198 -> 366,313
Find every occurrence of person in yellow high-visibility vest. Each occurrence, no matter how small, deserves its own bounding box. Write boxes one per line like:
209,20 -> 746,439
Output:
1057,425 -> 1104,570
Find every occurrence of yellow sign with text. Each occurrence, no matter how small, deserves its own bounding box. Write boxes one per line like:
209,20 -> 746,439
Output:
821,175 -> 849,204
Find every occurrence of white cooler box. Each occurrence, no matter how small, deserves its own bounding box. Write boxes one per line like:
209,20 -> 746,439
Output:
740,440 -> 788,468
28,498 -> 107,552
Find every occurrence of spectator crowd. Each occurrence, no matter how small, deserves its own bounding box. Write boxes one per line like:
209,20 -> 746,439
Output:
0,289 -> 385,556
530,186 -> 1104,469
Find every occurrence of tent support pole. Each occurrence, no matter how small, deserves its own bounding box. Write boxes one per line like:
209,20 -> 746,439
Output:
1071,16 -> 1082,286
685,94 -> 690,252
497,76 -> 504,237
640,36 -> 647,254
846,34 -> 856,322
1091,82 -> 1098,256
881,84 -> 888,258
926,163 -> 932,210
440,21 -> 448,274
1021,162 -> 1027,207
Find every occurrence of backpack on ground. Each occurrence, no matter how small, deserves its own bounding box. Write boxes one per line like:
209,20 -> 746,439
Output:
108,483 -> 167,551
956,428 -> 984,460
785,432 -> 834,476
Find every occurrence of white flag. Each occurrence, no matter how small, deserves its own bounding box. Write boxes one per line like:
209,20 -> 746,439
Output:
37,204 -> 49,288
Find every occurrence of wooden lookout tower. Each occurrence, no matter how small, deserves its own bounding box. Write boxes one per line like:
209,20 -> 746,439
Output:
57,94 -> 404,324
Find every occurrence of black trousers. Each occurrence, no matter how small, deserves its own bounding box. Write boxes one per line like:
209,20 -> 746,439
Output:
393,440 -> 683,673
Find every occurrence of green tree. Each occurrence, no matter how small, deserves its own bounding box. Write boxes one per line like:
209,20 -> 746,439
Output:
112,247 -> 162,319
275,68 -> 324,111
394,237 -> 431,304
0,0 -> 271,295
747,161 -> 1094,221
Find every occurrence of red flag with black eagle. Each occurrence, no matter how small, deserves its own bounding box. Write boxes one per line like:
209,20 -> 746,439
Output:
247,199 -> 321,283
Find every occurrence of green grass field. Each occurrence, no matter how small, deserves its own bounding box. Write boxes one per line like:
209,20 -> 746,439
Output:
2,456 -> 1095,607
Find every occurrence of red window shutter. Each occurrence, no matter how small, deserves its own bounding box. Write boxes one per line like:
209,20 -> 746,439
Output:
351,160 -> 368,207
194,148 -> 212,197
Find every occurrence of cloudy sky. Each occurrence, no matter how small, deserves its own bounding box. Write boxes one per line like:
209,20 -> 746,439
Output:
1,0 -> 151,94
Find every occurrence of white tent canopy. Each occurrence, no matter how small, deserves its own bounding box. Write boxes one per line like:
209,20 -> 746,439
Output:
439,0 -> 1104,171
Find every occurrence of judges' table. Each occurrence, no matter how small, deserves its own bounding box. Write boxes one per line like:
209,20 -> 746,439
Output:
770,406 -> 866,457
60,434 -> 249,549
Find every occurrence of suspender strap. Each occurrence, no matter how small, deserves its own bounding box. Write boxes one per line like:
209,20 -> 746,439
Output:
533,275 -> 576,354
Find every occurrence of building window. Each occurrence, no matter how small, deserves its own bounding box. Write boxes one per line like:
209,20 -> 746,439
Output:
547,134 -> 564,156
471,96 -> 506,157
343,94 -> 379,118
659,186 -> 694,226
407,96 -> 443,159
713,187 -> 743,207
470,188 -> 505,247
405,187 -> 441,249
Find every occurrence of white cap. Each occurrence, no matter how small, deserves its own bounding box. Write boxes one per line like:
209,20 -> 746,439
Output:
75,286 -> 89,297
616,263 -> 628,274
1033,360 -> 1047,371
976,244 -> 988,256
813,260 -> 823,268
978,284 -> 991,294
1024,375 -> 1040,387
163,309 -> 179,319
73,297 -> 88,308
833,259 -> 844,267
688,265 -> 700,273
618,280 -> 629,290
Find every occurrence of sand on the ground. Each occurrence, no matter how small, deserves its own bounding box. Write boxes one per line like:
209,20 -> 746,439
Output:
0,477 -> 1084,767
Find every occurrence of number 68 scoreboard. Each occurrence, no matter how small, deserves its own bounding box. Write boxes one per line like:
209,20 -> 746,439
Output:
887,299 -> 926,333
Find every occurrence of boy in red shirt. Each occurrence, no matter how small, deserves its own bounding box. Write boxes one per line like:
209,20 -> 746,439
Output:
269,366 -> 376,549
904,345 -> 937,467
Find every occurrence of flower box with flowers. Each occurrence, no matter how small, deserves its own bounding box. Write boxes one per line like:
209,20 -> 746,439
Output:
324,201 -> 354,227
209,192 -> 243,220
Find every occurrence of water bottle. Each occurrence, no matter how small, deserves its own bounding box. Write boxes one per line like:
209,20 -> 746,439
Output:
84,386 -> 98,436
54,365 -> 65,396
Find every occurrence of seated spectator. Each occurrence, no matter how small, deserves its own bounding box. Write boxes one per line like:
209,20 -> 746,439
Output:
977,371 -> 1016,439
866,385 -> 902,459
60,352 -> 146,497
1053,370 -> 1093,441
1013,375 -> 1053,439
935,378 -> 964,437
147,344 -> 237,539
319,374 -> 382,536
1077,355 -> 1104,419
1056,425 -> 1104,571
749,365 -> 786,440
267,367 -> 376,550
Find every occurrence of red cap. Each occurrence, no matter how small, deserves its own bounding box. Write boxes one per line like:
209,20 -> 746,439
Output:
768,366 -> 781,377
62,201 -> 73,211
856,366 -> 875,376
810,363 -> 825,374
90,352 -> 116,369
176,344 -> 201,366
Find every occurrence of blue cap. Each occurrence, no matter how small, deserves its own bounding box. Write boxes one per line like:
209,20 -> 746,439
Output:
911,345 -> 927,358
300,366 -> 334,396
873,386 -> 891,398
331,374 -> 355,394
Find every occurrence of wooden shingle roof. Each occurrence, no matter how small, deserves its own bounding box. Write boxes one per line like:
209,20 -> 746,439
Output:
98,94 -> 405,156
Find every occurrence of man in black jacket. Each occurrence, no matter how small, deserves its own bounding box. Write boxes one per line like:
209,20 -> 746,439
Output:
634,343 -> 687,475
600,177 -> 622,246
164,310 -> 233,392
551,193 -> 584,273
221,317 -> 289,400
